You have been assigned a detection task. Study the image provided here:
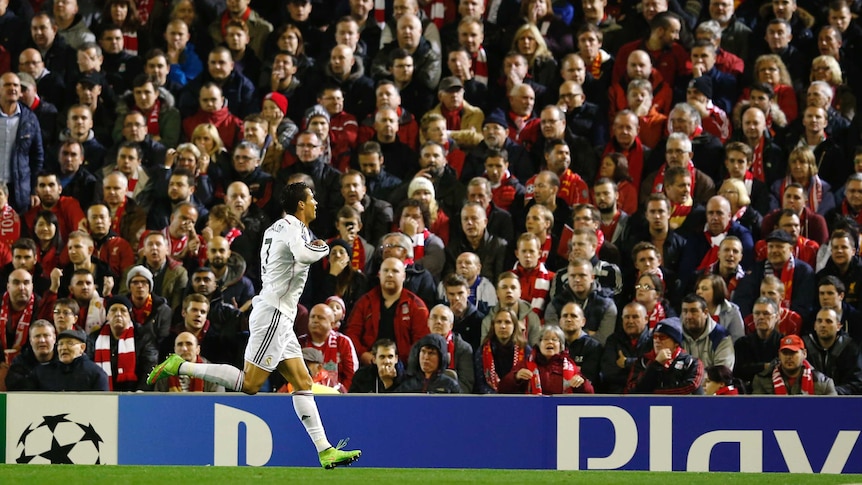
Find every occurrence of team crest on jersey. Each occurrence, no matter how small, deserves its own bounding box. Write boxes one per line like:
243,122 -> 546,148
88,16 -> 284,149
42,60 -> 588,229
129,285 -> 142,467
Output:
265,356 -> 273,367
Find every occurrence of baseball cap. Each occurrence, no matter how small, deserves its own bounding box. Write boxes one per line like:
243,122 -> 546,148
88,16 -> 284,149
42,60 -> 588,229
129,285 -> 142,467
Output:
438,76 -> 463,92
17,72 -> 36,88
779,334 -> 805,352
765,230 -> 794,245
77,72 -> 102,87
58,329 -> 87,343
302,347 -> 324,364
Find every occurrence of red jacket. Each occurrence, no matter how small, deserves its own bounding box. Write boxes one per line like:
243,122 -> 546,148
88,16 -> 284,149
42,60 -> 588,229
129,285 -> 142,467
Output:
95,234 -> 136,277
499,352 -> 595,395
24,197 -> 86,242
182,107 -> 243,151
346,287 -> 429,363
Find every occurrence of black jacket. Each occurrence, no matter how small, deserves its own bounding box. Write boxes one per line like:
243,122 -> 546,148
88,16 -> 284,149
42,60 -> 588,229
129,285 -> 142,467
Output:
803,333 -> 862,395
733,330 -> 783,389
601,327 -> 653,394
27,354 -> 109,391
397,334 -> 461,394
626,349 -> 705,395
349,361 -> 405,393
5,346 -> 57,391
86,323 -> 159,391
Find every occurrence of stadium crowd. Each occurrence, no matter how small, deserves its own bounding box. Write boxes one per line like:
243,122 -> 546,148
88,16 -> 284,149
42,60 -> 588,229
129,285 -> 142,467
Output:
1,0 -> 862,395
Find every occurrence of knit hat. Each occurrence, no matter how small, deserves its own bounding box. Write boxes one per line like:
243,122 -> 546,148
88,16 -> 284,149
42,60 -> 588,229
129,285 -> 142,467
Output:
264,92 -> 288,115
654,317 -> 684,345
483,110 -> 507,128
105,295 -> 133,312
407,176 -> 435,198
305,104 -> 330,123
688,76 -> 713,99
328,238 -> 352,254
126,265 -> 154,289
325,295 -> 347,317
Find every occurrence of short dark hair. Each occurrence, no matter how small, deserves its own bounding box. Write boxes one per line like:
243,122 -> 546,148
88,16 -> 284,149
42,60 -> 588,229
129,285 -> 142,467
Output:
818,275 -> 845,293
396,198 -> 431,227
12,238 -> 37,254
281,182 -> 311,214
681,293 -> 708,311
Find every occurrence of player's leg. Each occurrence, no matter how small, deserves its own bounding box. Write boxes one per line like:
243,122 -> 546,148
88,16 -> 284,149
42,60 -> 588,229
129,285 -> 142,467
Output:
147,354 -> 247,392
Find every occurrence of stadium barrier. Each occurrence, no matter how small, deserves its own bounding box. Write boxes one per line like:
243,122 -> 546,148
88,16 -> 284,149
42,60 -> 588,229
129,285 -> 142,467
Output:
4,393 -> 862,472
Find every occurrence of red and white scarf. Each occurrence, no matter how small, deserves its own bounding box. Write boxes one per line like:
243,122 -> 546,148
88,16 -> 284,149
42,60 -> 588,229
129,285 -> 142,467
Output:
765,256 -> 796,308
525,352 -> 577,394
94,324 -> 137,391
751,136 -> 765,181
780,176 -> 823,213
0,204 -> 20,247
139,98 -> 161,137
482,339 -> 524,391
409,229 -> 431,261
652,161 -> 696,198
423,0 -> 446,28
0,292 -> 35,356
166,356 -> 205,392
309,331 -> 343,384
645,301 -> 666,329
472,47 -> 489,85
445,331 -> 456,370
373,0 -> 386,27
697,222 -> 730,271
773,360 -> 815,395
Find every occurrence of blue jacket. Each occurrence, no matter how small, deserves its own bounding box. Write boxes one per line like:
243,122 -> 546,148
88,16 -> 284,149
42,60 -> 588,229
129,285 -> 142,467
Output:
6,102 -> 44,212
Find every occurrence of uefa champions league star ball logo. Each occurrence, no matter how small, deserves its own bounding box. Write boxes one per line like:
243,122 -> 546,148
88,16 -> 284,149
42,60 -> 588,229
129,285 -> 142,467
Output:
16,414 -> 104,464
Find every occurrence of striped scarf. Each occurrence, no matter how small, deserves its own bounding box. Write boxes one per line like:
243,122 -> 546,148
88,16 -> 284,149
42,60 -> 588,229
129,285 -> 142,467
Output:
410,229 -> 431,261
772,360 -> 814,395
94,324 -> 137,391
472,47 -> 488,85
525,352 -> 577,395
0,292 -> 35,358
765,256 -> 795,308
482,339 -> 524,391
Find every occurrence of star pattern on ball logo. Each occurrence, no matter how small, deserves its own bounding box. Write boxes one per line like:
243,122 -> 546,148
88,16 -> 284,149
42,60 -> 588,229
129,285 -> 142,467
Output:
16,414 -> 104,464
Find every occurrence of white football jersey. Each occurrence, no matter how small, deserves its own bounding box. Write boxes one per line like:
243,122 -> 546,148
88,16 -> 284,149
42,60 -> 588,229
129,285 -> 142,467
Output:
257,214 -> 329,318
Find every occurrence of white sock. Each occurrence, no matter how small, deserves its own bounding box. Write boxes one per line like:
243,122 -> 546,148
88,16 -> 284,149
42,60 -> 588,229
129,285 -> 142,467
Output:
293,391 -> 331,452
179,362 -> 244,392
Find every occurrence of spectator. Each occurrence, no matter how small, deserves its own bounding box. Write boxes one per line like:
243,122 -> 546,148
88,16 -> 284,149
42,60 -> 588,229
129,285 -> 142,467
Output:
626,317 -> 705,395
346,257 -> 429,365
545,258 -> 616,344
5,319 -> 57,391
474,307 -> 531,394
734,297 -> 785,390
703,364 -> 740,395
154,331 -> 225,392
680,294 -> 735,369
408,304 -> 473,393
694,273 -> 744,341
439,273 -> 486,351
752,334 -> 836,395
123,265 -> 172,345
0,73 -> 44,212
397,333 -> 461,393
559,301 -> 602,385
803,308 -> 862,395
299,303 -> 359,392
500,324 -> 594,394
601,302 -> 652,393
29,328 -> 108,391
88,295 -> 158,391
348,339 -> 405,393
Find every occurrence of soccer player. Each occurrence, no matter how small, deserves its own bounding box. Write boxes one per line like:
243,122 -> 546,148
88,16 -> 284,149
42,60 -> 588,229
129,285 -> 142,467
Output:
147,183 -> 361,469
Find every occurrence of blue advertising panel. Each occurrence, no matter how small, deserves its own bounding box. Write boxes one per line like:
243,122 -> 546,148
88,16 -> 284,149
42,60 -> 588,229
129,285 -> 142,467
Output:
115,395 -> 862,472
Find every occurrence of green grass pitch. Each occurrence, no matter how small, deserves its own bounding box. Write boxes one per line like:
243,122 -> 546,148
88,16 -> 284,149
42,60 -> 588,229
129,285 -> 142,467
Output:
2,466 -> 862,484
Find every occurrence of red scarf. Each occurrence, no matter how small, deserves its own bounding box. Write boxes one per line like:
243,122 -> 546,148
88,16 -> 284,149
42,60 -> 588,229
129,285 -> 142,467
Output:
374,0 -> 386,25
135,0 -> 152,24
841,200 -> 862,226
111,200 -> 127,235
766,257 -> 796,308
604,138 -> 645,188
441,104 -> 462,131
0,292 -> 35,356
131,294 -> 152,325
220,7 -> 251,36
446,331 -> 456,370
697,222 -> 730,271
751,136 -> 765,181
123,31 -> 139,56
166,356 -> 205,392
661,346 -> 683,369
224,227 -> 242,245
410,229 -> 431,261
645,301 -> 666,329
139,98 -> 161,137
525,352 -> 577,395
0,203 -> 21,247
595,228 -> 605,256
600,211 -> 621,243
780,176 -> 823,213
472,47 -> 488,84
94,324 -> 137,391
29,96 -> 41,111
481,339 -> 524,391
166,229 -> 189,258
589,53 -> 603,79
351,237 -> 365,271
540,234 -> 552,264
773,359 -> 815,395
652,161 -> 696,198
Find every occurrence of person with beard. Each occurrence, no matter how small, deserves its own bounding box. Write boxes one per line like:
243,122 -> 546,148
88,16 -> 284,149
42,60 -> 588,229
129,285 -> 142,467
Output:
593,178 -> 628,247
279,132 -> 342,238
340,170 -> 392,249
24,172 -> 86,243
203,236 -> 254,309
462,112 -> 533,185
65,270 -> 105,335
0,239 -> 49,297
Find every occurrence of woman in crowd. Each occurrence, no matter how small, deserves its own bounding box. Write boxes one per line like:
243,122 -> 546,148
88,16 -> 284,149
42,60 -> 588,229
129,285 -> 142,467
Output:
101,0 -> 149,56
745,55 -> 798,123
717,178 -> 762,241
33,211 -> 63,279
510,23 -> 559,88
474,309 -> 531,394
694,274 -> 744,342
261,93 -> 299,150
318,239 -> 369,319
634,272 -> 675,330
499,324 -> 594,394
704,365 -> 741,395
190,123 -> 230,179
265,24 -> 314,80
515,0 -> 572,60
771,146 -> 835,216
